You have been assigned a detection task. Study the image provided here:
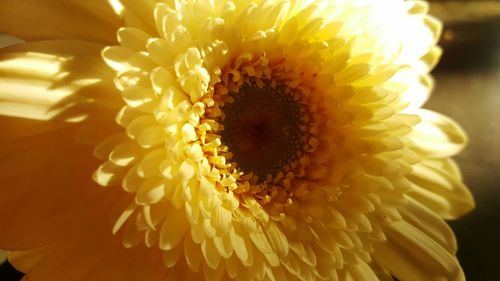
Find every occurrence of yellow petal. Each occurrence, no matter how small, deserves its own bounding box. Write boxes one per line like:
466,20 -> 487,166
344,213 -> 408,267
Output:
117,27 -> 151,52
93,161 -> 127,186
81,244 -> 167,281
162,242 -> 183,268
18,236 -> 117,281
122,86 -> 157,108
202,261 -> 225,281
373,220 -> 465,281
0,116 -> 73,158
263,222 -> 289,257
213,234 -> 234,259
229,225 -> 250,264
0,41 -> 122,121
393,69 -> 433,110
94,133 -> 128,160
159,208 -> 188,251
201,239 -> 221,270
102,46 -> 156,73
408,160 -> 475,219
135,178 -> 166,205
0,0 -> 120,44
399,197 -> 457,253
119,0 -> 157,36
109,139 -> 144,166
112,201 -> 137,235
419,46 -> 442,72
0,145 -> 99,249
184,237 -> 202,272
349,260 -> 379,281
137,148 -> 166,178
410,109 -> 467,158
17,228 -> 166,281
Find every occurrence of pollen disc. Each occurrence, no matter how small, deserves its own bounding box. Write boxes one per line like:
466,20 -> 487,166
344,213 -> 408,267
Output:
220,80 -> 310,181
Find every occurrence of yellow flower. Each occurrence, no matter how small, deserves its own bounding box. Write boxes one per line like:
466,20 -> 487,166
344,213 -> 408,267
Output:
0,0 -> 474,281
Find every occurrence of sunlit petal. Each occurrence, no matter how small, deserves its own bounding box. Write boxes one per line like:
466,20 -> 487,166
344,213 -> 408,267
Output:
0,0 -> 121,44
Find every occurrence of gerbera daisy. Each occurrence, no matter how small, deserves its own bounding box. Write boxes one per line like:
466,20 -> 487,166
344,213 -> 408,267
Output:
0,0 -> 474,280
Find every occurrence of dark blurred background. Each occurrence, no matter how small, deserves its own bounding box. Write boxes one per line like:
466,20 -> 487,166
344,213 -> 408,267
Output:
1,0 -> 499,280
427,1 -> 500,280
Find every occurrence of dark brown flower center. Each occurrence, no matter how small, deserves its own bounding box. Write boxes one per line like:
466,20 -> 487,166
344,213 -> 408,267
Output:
220,80 -> 310,181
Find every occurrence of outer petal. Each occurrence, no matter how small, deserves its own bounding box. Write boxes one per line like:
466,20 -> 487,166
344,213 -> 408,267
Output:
0,130 -> 168,281
117,0 -> 157,36
0,40 -> 123,122
0,40 -> 124,249
399,197 -> 457,253
409,109 -> 468,158
0,0 -> 121,44
0,115 -> 76,160
373,220 -> 465,281
8,201 -> 168,281
407,159 -> 475,220
0,143 -> 100,249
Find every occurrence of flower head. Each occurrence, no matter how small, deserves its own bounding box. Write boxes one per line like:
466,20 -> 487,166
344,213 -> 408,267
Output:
0,0 -> 474,281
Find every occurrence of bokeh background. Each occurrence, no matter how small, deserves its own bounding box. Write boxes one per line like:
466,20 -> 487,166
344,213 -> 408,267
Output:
426,1 -> 500,280
1,0 -> 499,280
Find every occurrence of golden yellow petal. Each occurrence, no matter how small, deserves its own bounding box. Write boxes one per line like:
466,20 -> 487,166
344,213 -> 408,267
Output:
408,160 -> 475,220
109,139 -> 144,167
102,45 -> 156,73
0,144 -> 98,249
410,109 -> 468,158
23,236 -> 166,281
373,220 -> 465,281
93,160 -> 128,186
348,260 -> 379,281
119,0 -> 157,36
0,116 -> 69,157
184,237 -> 202,272
0,41 -> 122,122
159,208 -> 189,251
399,197 -> 457,253
117,27 -> 151,52
21,236 -> 117,281
0,0 -> 120,44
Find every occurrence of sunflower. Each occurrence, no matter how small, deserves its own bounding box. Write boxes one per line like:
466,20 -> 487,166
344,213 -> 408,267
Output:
0,0 -> 474,280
